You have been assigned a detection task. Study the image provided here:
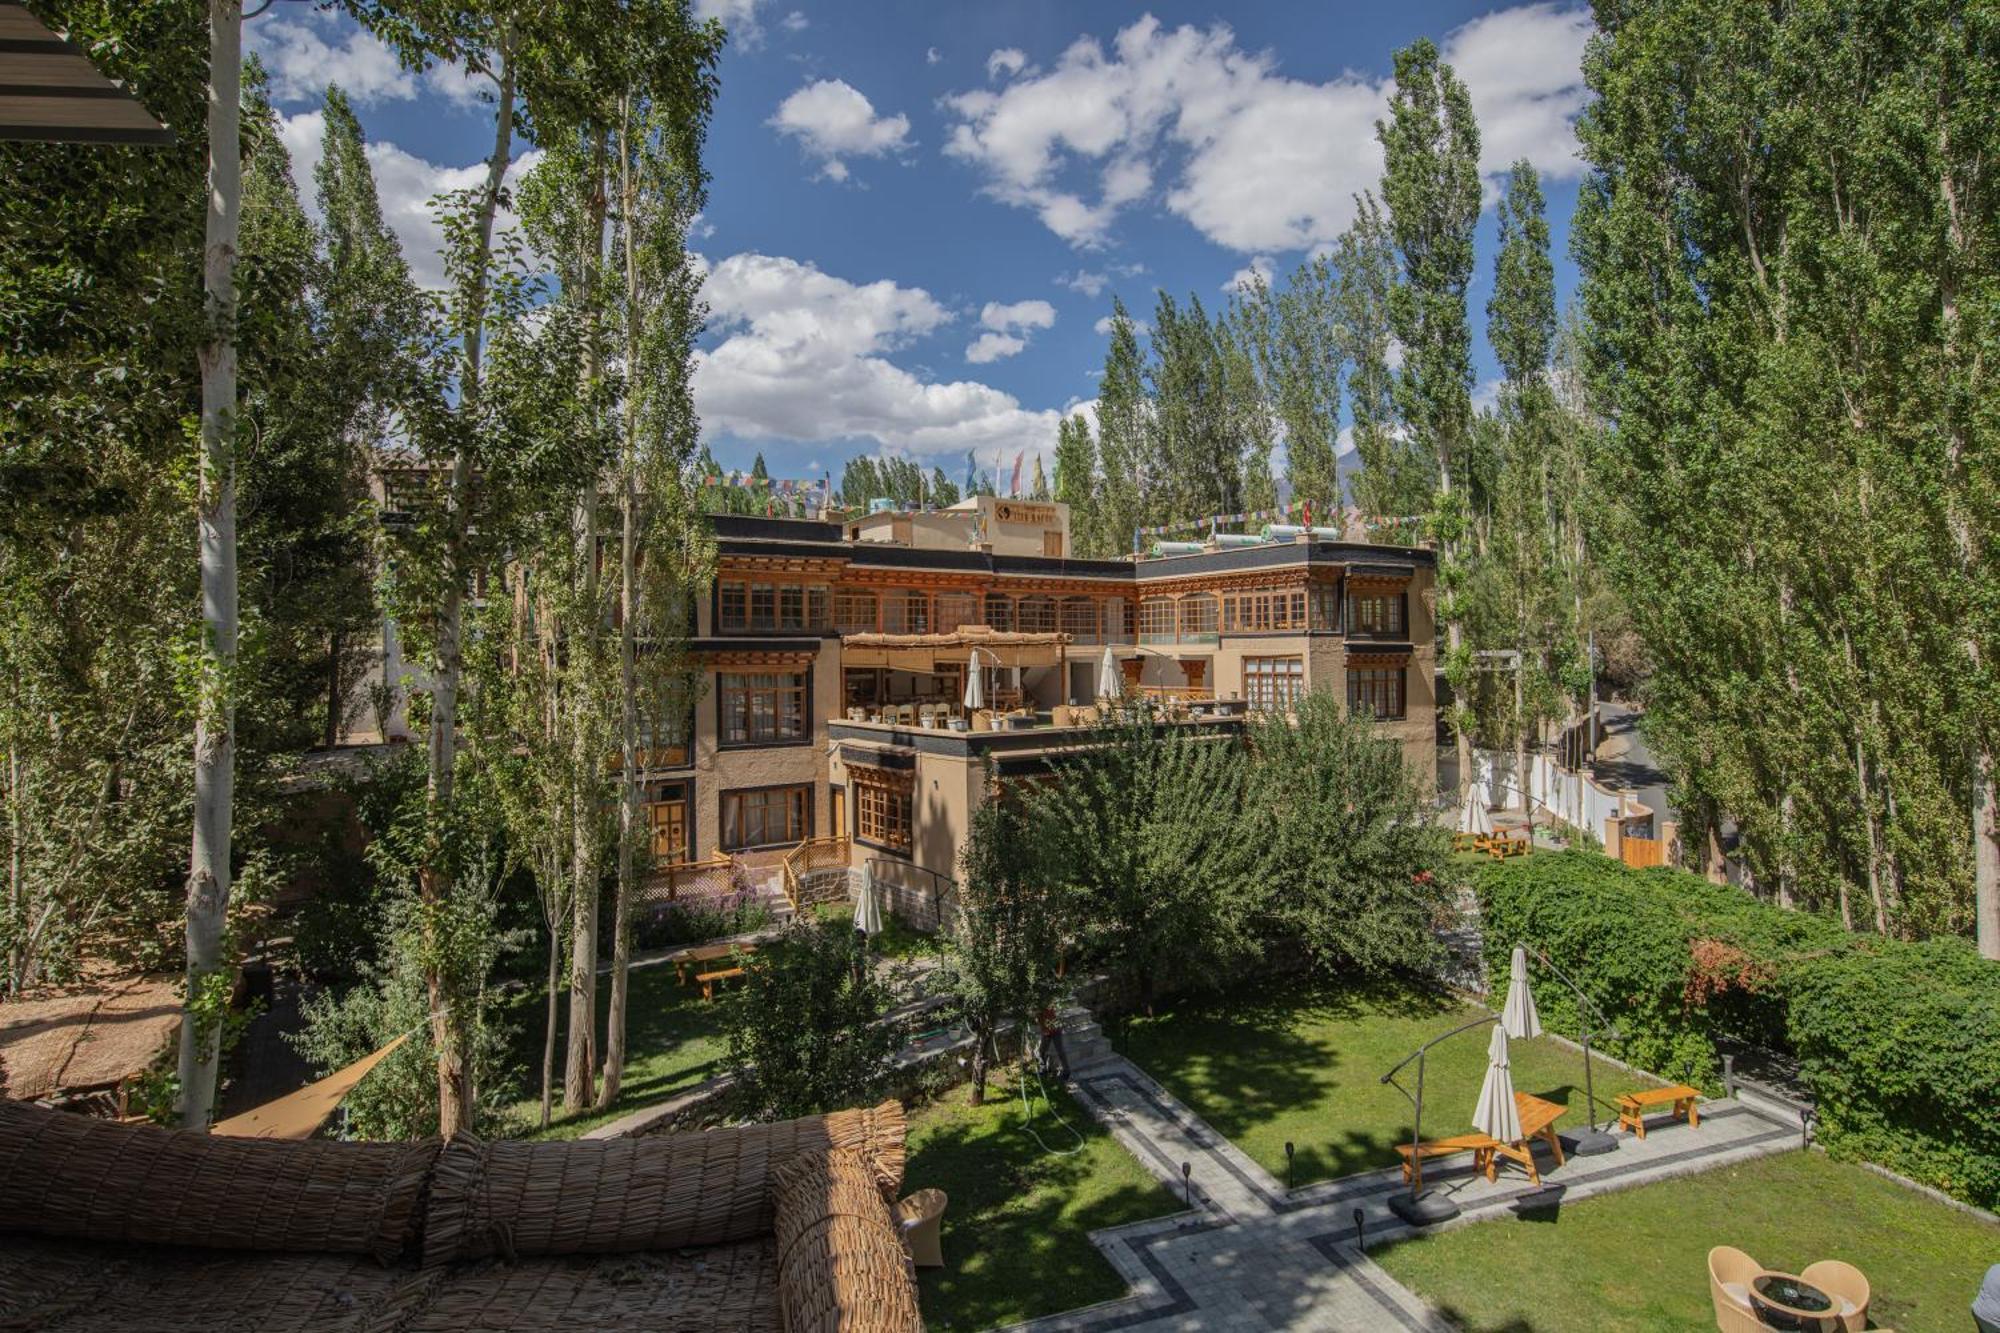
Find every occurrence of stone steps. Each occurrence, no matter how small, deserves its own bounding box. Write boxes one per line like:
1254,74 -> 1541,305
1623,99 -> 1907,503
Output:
1059,1005 -> 1116,1073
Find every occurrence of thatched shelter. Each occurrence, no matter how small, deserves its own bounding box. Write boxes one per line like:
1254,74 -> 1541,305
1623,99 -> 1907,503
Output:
0,1095 -> 925,1330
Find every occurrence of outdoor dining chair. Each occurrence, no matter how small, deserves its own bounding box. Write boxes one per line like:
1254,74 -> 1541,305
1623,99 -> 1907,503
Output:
1708,1246 -> 1766,1333
1800,1260 -> 1870,1332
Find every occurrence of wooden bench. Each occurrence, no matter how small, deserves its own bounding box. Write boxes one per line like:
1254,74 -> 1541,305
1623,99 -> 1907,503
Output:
1486,835 -> 1531,860
1616,1083 -> 1701,1138
672,941 -> 754,986
1395,1132 -> 1499,1192
696,966 -> 744,1001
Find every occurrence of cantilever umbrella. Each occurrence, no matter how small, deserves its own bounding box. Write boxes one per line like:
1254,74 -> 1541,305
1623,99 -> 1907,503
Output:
1098,645 -> 1118,699
1500,946 -> 1543,1040
1471,1025 -> 1523,1145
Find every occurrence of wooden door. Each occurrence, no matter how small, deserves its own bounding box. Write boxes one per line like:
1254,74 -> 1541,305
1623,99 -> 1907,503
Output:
646,797 -> 687,865
830,786 -> 846,839
1043,530 -> 1064,558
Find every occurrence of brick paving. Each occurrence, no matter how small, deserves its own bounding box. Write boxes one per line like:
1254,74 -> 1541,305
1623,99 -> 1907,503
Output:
1005,1049 -> 1800,1332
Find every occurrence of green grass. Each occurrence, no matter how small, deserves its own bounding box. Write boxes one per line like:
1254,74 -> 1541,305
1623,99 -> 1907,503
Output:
1375,1149 -> 1999,1332
815,900 -> 941,959
905,1070 -> 1175,1331
1118,977 -> 1660,1187
497,959 -> 729,1140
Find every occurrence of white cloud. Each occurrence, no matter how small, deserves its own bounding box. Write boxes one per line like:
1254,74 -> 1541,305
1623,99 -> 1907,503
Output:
1058,269 -> 1110,298
968,298 -> 1055,361
986,47 -> 1029,81
250,10 -> 487,110
781,9 -> 809,32
1223,255 -> 1275,292
695,0 -> 768,47
693,253 -> 1060,464
943,7 -> 1591,253
279,111 -> 541,291
1093,314 -> 1150,336
965,332 -> 1026,363
769,78 -> 913,181
927,47 -> 943,65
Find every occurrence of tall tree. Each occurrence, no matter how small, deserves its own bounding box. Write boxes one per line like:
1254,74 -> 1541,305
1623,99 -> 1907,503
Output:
1094,298 -> 1149,558
1147,291 -> 1239,521
1051,413 -> 1098,553
177,0 -> 243,1131
1234,260 -> 1340,517
1337,192 -> 1427,530
1378,37 -> 1480,793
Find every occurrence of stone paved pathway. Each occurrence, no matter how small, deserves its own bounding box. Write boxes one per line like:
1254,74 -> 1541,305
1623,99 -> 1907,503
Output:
1007,1052 -> 1800,1331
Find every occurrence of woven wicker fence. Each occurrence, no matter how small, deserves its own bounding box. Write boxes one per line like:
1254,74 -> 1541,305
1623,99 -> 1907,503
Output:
422,1099 -> 907,1265
771,1148 -> 922,1333
0,1099 -> 434,1262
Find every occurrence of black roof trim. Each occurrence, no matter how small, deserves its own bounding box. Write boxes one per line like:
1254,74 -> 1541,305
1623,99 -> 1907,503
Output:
688,636 -> 822,654
714,532 -> 1433,582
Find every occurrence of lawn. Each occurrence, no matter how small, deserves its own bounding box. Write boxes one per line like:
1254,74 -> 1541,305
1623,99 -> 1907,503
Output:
815,899 -> 941,960
1375,1149 -> 1999,1333
497,958 -> 729,1140
905,1070 -> 1175,1331
1119,977 -> 1660,1187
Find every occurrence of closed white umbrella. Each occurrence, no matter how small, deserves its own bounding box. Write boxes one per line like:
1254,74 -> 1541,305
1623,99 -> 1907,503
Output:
963,658 -> 985,712
1500,945 -> 1543,1040
1099,645 -> 1118,699
1461,781 -> 1494,836
1471,1024 -> 1523,1143
856,869 -> 883,935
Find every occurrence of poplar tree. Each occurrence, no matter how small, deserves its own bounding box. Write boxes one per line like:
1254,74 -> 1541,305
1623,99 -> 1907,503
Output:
1378,37 -> 1480,793
1337,195 -> 1425,533
1094,298 -> 1149,558
1052,414 -> 1099,553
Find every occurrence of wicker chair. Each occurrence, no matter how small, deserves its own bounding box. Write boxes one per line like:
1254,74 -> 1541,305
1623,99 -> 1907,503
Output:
895,1188 -> 948,1268
1801,1260 -> 1870,1332
1708,1246 -> 1765,1333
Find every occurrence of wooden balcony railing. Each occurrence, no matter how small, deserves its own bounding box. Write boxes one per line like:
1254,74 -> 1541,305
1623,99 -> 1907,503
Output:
780,836 -> 851,913
641,851 -> 738,904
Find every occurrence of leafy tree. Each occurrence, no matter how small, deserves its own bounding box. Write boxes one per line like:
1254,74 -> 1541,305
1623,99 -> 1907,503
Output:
1148,291 -> 1239,521
1337,193 -> 1428,529
1051,413 -> 1098,553
724,913 -> 896,1119
941,797 -> 1077,1103
1233,258 -> 1341,517
1248,693 -> 1455,973
1023,706 -> 1263,1011
1094,298 -> 1149,558
1378,37 -> 1481,794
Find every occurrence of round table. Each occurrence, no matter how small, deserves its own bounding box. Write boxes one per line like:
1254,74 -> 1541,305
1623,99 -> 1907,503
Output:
1749,1272 -> 1838,1332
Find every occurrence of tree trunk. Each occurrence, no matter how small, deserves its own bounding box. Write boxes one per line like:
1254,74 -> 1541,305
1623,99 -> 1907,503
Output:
323,630 -> 342,749
540,906 -> 559,1130
601,108 -> 642,1111
968,1027 -> 989,1105
422,42 -> 516,1140
1977,752 -> 2000,959
178,0 -> 241,1132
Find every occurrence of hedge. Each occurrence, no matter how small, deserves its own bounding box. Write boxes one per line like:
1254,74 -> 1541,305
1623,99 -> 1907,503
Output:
1477,851 -> 2000,1209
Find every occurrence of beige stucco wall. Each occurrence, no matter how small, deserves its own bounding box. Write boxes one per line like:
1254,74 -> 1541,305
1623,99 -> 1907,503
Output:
690,640 -> 839,857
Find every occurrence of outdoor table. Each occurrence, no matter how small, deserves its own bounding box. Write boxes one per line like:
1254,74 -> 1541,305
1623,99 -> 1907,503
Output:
1749,1272 -> 1838,1331
1478,1091 -> 1567,1184
672,941 -> 750,985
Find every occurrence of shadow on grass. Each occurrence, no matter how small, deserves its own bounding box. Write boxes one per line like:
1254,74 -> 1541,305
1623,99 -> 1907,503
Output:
909,1079 -> 1174,1331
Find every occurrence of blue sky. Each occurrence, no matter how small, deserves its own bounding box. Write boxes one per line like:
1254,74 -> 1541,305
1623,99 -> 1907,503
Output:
252,1 -> 1592,486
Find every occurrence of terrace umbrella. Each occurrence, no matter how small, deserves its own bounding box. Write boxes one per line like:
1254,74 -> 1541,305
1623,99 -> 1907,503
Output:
1500,946 -> 1543,1040
1099,646 -> 1118,699
856,869 -> 883,936
1471,1025 -> 1523,1145
963,660 -> 985,712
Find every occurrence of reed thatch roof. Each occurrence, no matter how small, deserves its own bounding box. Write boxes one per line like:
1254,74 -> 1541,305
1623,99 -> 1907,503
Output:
0,1096 -> 922,1331
0,974 -> 180,1103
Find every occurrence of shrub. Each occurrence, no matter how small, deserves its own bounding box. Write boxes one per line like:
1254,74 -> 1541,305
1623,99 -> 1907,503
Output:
1476,851 -> 2000,1208
629,890 -> 771,953
723,913 -> 896,1119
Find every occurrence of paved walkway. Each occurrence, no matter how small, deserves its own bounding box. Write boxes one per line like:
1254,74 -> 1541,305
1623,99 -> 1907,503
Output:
1008,1054 -> 1799,1331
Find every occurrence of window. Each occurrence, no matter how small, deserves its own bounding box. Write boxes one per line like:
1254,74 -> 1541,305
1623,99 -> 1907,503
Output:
1179,594 -> 1218,639
1223,588 -> 1308,633
719,580 -> 832,632
1347,591 -> 1407,638
1244,657 -> 1305,713
882,589 -> 930,634
722,785 -> 809,850
983,593 -> 1015,631
1060,597 -> 1100,640
1311,583 -> 1341,631
1017,595 -> 1057,633
935,591 -> 979,633
1347,665 -> 1406,720
719,671 -> 807,746
1138,598 -> 1178,643
854,771 -> 912,851
834,589 -> 878,635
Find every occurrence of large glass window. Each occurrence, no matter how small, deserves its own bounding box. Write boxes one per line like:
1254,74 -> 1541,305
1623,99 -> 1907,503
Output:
935,591 -> 979,633
1223,588 -> 1309,632
854,772 -> 913,851
983,593 -> 1015,631
1179,593 -> 1218,639
1060,597 -> 1100,641
1017,595 -> 1057,633
1311,583 -> 1341,631
722,785 -> 809,849
882,589 -> 930,635
834,589 -> 878,635
1245,657 -> 1305,713
1347,665 -> 1406,720
719,671 -> 807,746
1138,599 -> 1178,643
719,580 -> 831,632
1347,591 -> 1407,638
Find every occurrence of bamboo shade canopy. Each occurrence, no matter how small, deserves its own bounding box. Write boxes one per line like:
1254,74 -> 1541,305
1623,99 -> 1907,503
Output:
842,625 -> 1069,671
210,1032 -> 410,1141
0,2 -> 172,145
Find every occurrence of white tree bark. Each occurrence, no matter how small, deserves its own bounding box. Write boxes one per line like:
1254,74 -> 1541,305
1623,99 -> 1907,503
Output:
178,0 -> 241,1131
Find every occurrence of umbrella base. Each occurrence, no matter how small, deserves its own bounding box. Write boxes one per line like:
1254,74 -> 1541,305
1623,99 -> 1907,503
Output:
1387,1190 -> 1461,1227
1568,1126 -> 1621,1156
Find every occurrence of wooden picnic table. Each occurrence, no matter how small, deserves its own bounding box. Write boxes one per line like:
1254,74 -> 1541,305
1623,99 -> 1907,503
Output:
1478,1091 -> 1568,1185
670,940 -> 757,986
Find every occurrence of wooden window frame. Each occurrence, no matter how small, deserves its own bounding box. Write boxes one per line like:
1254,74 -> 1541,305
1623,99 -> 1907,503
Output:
718,669 -> 810,747
1138,598 -> 1178,643
852,769 -> 913,853
834,589 -> 879,636
1347,590 -> 1408,639
721,783 -> 811,851
1244,656 -> 1304,713
1346,665 -> 1407,720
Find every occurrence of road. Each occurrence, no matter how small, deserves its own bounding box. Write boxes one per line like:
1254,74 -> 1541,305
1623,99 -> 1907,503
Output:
1593,699 -> 1674,829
